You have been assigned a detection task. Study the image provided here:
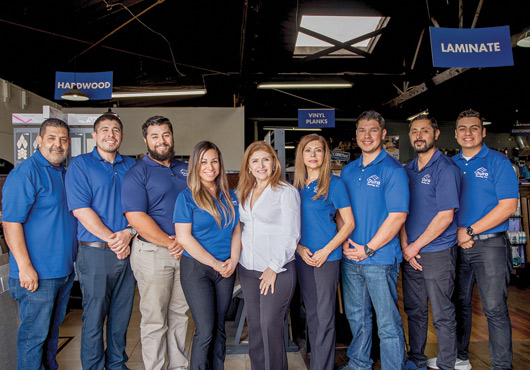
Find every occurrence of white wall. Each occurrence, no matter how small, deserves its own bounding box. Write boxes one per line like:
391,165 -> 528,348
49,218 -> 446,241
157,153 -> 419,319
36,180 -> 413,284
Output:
0,79 -> 61,163
65,107 -> 245,171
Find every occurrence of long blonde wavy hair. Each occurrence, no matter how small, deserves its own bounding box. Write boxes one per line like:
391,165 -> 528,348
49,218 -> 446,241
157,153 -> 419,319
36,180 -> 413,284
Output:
237,141 -> 287,208
294,134 -> 332,200
187,141 -> 235,228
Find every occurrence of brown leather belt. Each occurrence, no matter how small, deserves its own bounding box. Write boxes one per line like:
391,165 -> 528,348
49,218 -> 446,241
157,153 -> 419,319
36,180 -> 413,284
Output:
80,241 -> 110,249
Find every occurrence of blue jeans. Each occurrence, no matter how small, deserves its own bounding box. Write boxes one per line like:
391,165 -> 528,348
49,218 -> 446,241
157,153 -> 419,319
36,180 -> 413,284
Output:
342,259 -> 405,370
9,272 -> 75,370
76,245 -> 136,370
180,256 -> 235,370
455,235 -> 512,370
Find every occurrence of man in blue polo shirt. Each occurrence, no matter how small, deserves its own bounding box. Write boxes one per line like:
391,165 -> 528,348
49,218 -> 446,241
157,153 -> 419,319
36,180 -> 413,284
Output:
65,113 -> 136,370
400,115 -> 461,370
3,118 -> 77,370
339,110 -> 409,370
122,116 -> 189,370
428,110 -> 518,370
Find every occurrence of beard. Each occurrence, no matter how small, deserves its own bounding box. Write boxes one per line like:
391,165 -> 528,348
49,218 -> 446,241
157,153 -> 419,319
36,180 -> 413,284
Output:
414,140 -> 435,153
148,143 -> 175,162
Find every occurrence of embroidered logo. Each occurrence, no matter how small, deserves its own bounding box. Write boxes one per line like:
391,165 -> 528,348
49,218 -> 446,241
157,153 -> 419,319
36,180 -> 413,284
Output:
421,174 -> 431,185
231,199 -> 238,206
180,168 -> 188,177
474,167 -> 488,179
367,175 -> 381,188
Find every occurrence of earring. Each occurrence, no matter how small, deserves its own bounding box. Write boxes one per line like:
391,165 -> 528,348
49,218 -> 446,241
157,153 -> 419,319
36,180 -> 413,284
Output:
249,169 -> 251,173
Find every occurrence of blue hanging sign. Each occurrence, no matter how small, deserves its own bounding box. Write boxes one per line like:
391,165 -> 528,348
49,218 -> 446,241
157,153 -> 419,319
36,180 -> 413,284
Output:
430,26 -> 514,68
298,109 -> 335,128
55,71 -> 113,100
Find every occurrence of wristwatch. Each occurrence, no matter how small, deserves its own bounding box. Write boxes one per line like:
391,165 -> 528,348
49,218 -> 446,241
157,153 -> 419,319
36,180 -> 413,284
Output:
364,245 -> 375,257
466,226 -> 475,236
128,226 -> 138,238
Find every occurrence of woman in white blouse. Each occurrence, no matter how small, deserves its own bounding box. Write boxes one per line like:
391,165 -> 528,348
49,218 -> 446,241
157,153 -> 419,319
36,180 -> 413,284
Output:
237,141 -> 301,370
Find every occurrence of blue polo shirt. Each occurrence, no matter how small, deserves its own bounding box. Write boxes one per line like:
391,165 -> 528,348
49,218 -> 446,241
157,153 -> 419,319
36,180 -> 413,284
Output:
405,149 -> 461,252
453,144 -> 518,233
173,188 -> 239,261
2,150 -> 77,279
65,147 -> 135,242
340,149 -> 409,265
299,175 -> 351,261
121,155 -> 188,236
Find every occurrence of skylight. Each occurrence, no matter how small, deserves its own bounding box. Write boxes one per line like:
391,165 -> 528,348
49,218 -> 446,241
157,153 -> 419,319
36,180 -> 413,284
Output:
294,15 -> 389,57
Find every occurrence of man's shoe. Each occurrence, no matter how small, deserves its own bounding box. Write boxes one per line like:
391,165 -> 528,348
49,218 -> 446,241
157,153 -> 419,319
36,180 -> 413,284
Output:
426,357 -> 472,370
404,359 -> 427,370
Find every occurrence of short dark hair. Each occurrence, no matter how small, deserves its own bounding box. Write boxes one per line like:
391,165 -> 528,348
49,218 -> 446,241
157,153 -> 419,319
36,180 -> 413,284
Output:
456,109 -> 483,127
94,113 -> 123,132
142,115 -> 174,138
409,114 -> 438,130
39,118 -> 70,136
356,110 -> 385,129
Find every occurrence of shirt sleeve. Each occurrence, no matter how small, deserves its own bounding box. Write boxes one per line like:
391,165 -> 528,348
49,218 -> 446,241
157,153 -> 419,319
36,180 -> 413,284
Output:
2,171 -> 35,223
384,167 -> 409,213
435,164 -> 461,212
494,158 -> 519,200
173,191 -> 193,223
269,185 -> 301,273
330,177 -> 351,209
121,167 -> 149,213
65,158 -> 92,211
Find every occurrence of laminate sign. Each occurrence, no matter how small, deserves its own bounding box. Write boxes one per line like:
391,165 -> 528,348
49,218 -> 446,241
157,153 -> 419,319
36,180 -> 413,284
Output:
430,26 -> 513,68
55,71 -> 113,100
298,109 -> 335,128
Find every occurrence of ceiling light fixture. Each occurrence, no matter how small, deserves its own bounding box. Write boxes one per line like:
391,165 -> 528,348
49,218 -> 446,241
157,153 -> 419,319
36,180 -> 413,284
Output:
407,110 -> 429,121
61,84 -> 90,101
258,83 -> 352,89
111,89 -> 206,98
516,27 -> 530,47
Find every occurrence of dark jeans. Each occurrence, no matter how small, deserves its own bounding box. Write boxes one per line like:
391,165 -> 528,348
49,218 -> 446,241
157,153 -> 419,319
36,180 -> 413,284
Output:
76,245 -> 136,370
455,234 -> 512,370
296,258 -> 340,370
9,272 -> 75,370
180,255 -> 235,370
238,262 -> 296,370
402,246 -> 457,370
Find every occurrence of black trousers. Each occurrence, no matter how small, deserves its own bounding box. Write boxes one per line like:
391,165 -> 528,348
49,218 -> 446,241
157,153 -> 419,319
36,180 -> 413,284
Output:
180,256 -> 235,370
402,245 -> 457,370
238,261 -> 296,370
296,257 -> 340,370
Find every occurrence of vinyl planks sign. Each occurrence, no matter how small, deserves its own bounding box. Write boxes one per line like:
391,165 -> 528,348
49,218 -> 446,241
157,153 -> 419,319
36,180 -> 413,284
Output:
430,26 -> 513,68
298,109 -> 335,128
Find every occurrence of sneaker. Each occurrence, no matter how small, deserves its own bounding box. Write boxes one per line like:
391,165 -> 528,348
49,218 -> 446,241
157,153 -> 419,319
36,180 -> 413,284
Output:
426,357 -> 472,370
404,359 -> 427,370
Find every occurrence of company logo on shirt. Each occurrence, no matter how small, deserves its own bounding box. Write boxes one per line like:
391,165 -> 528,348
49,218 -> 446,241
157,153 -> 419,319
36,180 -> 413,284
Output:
474,167 -> 489,179
231,199 -> 238,206
180,168 -> 188,177
421,174 -> 431,185
367,175 -> 381,188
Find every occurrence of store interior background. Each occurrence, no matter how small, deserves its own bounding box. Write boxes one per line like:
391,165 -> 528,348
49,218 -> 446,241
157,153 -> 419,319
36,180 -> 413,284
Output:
1,0 -> 530,369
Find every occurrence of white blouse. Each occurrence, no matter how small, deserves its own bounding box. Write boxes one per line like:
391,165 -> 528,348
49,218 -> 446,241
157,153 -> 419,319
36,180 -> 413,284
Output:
239,182 -> 301,273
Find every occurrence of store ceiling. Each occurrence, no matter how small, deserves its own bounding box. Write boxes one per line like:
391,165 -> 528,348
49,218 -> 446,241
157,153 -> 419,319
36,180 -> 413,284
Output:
1,0 -> 530,129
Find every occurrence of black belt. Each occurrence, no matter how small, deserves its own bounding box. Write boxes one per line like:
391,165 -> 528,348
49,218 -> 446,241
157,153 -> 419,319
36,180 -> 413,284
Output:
137,235 -> 151,243
472,232 -> 505,241
80,241 -> 109,249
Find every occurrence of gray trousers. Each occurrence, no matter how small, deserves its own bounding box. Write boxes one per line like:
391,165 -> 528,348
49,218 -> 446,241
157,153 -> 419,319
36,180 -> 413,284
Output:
238,261 -> 296,370
402,245 -> 457,370
295,257 -> 340,370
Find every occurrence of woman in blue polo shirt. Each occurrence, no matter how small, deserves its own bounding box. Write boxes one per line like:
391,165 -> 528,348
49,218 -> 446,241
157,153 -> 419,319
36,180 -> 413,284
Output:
293,134 -> 355,370
237,141 -> 301,370
173,141 -> 241,370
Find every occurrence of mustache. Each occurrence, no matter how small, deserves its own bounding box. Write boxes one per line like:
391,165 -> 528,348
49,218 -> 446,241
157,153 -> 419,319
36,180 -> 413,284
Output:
50,147 -> 64,152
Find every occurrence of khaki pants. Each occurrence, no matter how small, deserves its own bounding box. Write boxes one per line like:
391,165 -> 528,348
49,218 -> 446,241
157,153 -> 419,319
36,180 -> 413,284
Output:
131,238 -> 189,370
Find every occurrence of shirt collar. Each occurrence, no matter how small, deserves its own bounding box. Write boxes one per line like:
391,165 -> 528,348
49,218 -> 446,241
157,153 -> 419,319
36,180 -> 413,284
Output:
142,153 -> 180,168
455,143 -> 488,161
90,146 -> 124,164
356,149 -> 388,168
34,149 -> 65,171
412,148 -> 442,172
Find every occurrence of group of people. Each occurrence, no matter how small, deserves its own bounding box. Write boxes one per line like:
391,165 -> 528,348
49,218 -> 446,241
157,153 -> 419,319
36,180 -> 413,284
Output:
2,108 -> 517,370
